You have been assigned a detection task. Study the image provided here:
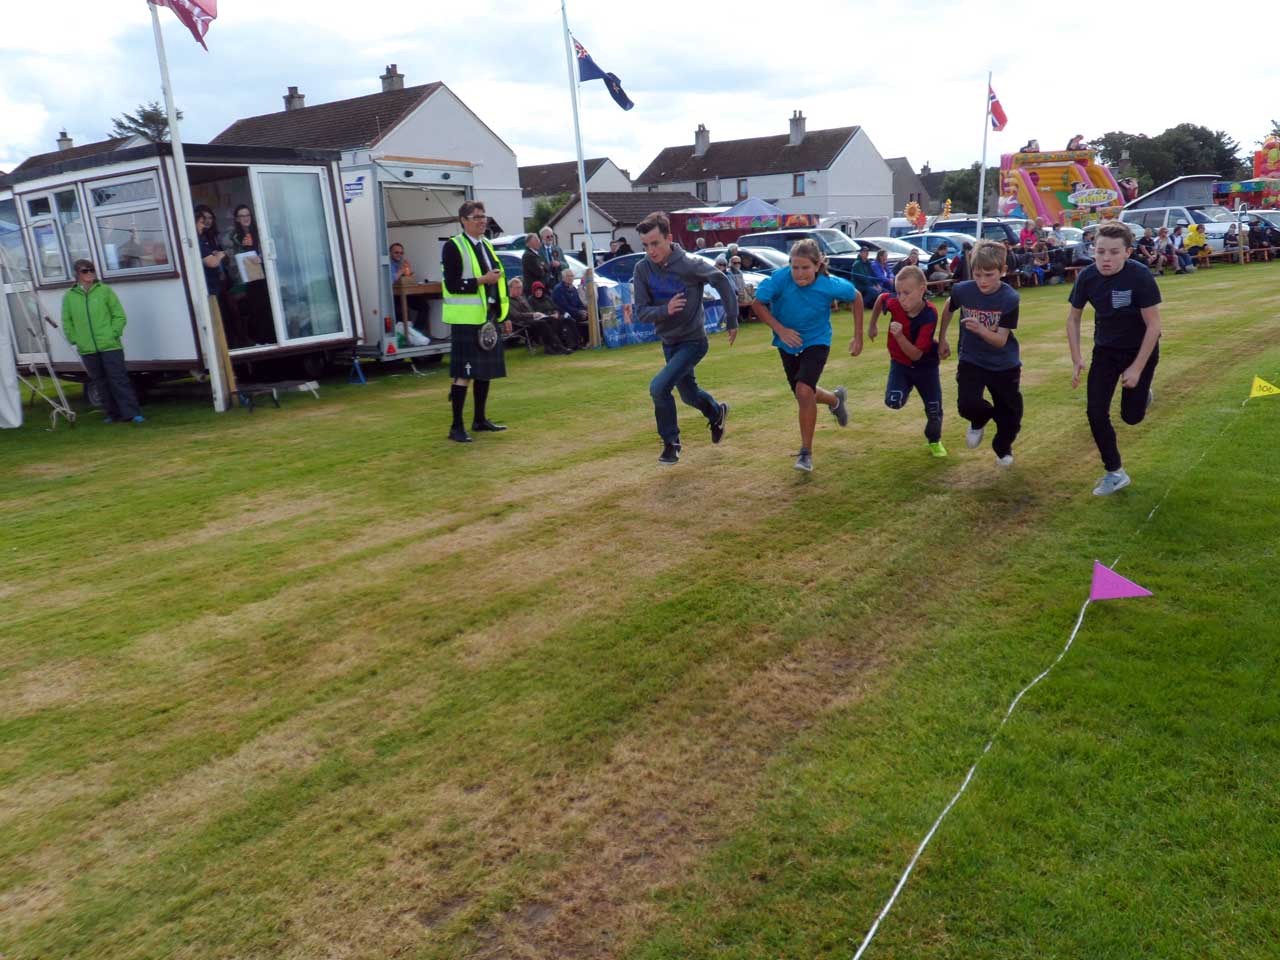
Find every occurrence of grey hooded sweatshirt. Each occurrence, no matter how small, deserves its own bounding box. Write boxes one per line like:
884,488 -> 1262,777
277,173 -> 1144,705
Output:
631,244 -> 738,344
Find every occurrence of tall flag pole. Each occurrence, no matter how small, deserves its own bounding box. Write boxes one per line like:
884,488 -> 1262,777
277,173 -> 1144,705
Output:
559,0 -> 600,347
976,71 -> 993,242
147,0 -> 229,411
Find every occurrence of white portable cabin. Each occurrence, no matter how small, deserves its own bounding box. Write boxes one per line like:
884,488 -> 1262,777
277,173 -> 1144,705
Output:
339,157 -> 471,362
210,71 -> 523,368
0,142 -> 360,392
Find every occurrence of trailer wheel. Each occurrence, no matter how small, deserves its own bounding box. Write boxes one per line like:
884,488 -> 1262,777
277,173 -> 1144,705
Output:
295,352 -> 326,380
84,380 -> 107,409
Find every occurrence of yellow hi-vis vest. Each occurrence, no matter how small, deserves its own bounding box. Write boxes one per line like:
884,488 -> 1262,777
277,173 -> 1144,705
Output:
442,234 -> 508,325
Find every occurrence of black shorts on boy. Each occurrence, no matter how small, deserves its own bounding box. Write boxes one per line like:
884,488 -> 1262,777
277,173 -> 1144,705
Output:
780,345 -> 830,392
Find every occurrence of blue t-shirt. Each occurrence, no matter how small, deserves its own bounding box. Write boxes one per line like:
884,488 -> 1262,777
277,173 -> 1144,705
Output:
946,280 -> 1021,371
1068,260 -> 1161,350
753,267 -> 857,354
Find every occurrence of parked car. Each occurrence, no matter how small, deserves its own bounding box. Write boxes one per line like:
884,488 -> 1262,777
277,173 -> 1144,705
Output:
489,233 -> 529,251
593,252 -> 725,304
856,236 -> 932,261
735,228 -> 865,279
689,248 -> 775,287
1119,205 -> 1234,251
899,231 -> 974,258
929,218 -> 1022,245
495,251 -> 619,300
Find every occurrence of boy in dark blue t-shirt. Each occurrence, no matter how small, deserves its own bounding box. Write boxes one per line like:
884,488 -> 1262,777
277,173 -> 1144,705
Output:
1065,221 -> 1163,496
938,240 -> 1023,466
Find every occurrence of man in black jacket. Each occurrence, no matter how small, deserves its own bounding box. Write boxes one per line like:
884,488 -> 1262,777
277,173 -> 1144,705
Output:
521,233 -> 549,292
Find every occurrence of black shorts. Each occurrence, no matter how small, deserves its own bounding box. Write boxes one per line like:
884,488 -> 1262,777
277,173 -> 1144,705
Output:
779,345 -> 830,392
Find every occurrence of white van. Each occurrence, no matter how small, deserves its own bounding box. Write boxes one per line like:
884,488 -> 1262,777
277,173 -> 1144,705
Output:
1119,205 -> 1234,251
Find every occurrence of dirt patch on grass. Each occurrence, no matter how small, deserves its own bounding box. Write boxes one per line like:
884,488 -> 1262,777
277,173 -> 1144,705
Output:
12,462 -> 87,481
0,659 -> 91,715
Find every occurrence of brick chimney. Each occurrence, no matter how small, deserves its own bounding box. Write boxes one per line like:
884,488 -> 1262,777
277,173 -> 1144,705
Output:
788,110 -> 806,146
693,124 -> 710,158
56,130 -> 73,151
283,86 -> 306,111
921,161 -> 932,176
381,64 -> 404,92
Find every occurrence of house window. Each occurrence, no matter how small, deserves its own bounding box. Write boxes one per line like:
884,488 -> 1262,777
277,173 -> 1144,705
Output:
647,185 -> 657,193
737,178 -> 748,200
86,172 -> 172,278
695,181 -> 708,202
23,188 -> 91,285
793,174 -> 805,196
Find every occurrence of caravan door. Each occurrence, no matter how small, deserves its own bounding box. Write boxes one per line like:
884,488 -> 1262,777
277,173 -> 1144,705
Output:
0,197 -> 46,365
247,166 -> 354,345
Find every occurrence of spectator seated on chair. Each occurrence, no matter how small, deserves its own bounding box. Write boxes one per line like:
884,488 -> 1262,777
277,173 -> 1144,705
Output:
506,277 -> 572,355
926,242 -> 953,283
1135,228 -> 1161,270
1184,223 -> 1209,262
551,268 -> 590,343
528,280 -> 580,351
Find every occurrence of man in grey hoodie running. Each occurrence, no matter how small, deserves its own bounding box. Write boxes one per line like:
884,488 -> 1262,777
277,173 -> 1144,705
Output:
631,211 -> 738,465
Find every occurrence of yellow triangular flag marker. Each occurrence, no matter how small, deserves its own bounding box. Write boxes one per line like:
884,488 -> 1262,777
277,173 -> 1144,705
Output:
1250,376 -> 1280,398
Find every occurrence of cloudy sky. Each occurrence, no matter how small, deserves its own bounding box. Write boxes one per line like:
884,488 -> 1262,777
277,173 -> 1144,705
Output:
2,0 -> 1274,180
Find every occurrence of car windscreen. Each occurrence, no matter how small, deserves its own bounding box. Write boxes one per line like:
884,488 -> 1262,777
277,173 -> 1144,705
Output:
1191,206 -> 1234,224
814,229 -> 858,255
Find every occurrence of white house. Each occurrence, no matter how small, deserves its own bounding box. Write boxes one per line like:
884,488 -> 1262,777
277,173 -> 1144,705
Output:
212,65 -> 521,362
519,157 -> 631,222
633,112 -> 892,222
544,190 -> 703,258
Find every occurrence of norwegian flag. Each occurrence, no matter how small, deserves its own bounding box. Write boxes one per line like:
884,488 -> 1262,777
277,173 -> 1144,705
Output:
988,86 -> 1007,132
152,0 -> 217,50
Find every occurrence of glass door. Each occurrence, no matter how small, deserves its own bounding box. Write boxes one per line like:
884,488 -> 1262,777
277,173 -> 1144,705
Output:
248,167 -> 351,344
0,197 -> 46,362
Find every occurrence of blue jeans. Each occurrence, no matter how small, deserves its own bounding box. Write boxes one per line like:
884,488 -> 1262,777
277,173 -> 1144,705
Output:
885,360 -> 943,443
650,337 -> 718,443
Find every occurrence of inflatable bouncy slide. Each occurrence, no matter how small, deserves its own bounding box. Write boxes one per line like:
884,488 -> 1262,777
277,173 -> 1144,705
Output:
998,149 -> 1125,226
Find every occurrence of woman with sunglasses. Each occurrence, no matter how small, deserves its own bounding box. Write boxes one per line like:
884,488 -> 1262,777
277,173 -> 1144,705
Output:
60,259 -> 144,423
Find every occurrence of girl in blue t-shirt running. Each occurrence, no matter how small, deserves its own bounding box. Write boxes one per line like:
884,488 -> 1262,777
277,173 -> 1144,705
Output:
749,239 -> 865,472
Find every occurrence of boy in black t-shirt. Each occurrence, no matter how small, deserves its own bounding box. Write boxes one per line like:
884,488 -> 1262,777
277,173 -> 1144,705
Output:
1065,221 -> 1163,496
938,240 -> 1023,466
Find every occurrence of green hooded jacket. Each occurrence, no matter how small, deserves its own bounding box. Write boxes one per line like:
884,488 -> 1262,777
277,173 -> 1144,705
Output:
61,282 -> 127,354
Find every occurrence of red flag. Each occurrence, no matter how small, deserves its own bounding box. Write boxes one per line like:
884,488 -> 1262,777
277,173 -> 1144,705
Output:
988,86 -> 1007,132
152,0 -> 217,50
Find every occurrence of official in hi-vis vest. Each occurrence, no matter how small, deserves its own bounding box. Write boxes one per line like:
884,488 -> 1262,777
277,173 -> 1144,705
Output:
440,200 -> 511,443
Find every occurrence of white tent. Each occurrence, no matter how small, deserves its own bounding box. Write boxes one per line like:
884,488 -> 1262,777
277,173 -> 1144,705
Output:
1,315 -> 22,428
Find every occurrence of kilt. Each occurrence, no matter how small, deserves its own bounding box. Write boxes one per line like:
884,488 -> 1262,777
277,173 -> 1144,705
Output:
448,322 -> 507,380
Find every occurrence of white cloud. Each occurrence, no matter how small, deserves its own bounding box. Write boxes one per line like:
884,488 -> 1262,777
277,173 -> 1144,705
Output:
1,0 -> 1270,184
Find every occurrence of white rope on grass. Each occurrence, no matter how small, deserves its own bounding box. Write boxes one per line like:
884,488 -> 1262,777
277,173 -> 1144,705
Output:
851,381 -> 1268,960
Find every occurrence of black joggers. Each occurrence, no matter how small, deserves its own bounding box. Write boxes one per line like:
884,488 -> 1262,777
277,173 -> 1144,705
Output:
955,361 -> 1023,458
1086,343 -> 1159,472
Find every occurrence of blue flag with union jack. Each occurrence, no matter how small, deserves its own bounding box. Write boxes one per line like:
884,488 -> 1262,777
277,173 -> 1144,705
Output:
573,37 -> 634,111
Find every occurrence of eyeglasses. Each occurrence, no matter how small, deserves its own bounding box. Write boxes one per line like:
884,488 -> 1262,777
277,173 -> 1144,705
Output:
78,267 -> 96,275
463,215 -> 488,222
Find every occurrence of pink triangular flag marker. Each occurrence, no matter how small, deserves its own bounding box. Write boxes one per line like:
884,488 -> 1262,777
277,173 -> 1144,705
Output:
1090,561 -> 1152,601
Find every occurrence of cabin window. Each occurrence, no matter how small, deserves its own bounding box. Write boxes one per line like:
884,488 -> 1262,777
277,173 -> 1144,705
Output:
793,174 -> 806,196
737,178 -> 748,200
86,172 -> 173,278
22,188 -> 90,284
695,181 -> 708,202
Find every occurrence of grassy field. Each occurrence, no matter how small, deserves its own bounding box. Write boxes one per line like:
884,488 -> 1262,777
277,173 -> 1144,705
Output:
2,262 -> 1278,960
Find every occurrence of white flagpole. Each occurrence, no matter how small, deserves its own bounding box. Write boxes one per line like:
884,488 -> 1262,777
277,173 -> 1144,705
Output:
975,71 -> 992,242
148,1 -> 229,411
560,0 -> 600,347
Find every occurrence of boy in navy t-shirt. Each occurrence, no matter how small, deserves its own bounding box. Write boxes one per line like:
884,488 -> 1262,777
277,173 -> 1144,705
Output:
869,266 -> 946,458
1065,221 -> 1163,496
938,240 -> 1023,466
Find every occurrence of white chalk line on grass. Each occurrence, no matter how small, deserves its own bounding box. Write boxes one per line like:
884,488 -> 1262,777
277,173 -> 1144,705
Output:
851,386 -> 1267,960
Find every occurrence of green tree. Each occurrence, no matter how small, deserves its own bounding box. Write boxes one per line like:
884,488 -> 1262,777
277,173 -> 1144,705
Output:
109,101 -> 177,143
939,162 -> 1001,214
1095,126 -> 1246,186
1260,120 -> 1280,145
525,192 -> 571,235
